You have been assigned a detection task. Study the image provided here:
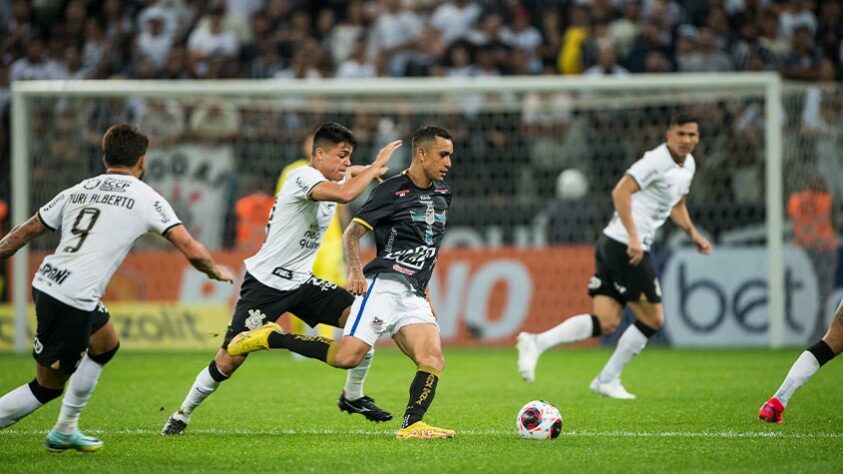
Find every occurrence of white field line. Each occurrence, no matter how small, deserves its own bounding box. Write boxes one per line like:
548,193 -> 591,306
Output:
1,428 -> 843,439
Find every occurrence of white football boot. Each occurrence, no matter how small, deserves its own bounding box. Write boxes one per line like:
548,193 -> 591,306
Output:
517,332 -> 541,382
589,377 -> 636,400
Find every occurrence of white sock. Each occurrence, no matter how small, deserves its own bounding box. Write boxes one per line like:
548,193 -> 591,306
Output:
179,367 -> 223,416
55,355 -> 104,434
773,351 -> 820,406
0,384 -> 44,428
535,314 -> 595,352
597,324 -> 649,383
343,349 -> 374,401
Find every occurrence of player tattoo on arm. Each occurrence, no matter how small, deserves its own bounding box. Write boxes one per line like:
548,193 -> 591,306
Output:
343,221 -> 369,295
0,214 -> 49,260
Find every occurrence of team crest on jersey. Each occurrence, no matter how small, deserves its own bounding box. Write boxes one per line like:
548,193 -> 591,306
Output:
410,201 -> 446,245
33,337 -> 43,354
245,309 -> 268,329
370,317 -> 385,334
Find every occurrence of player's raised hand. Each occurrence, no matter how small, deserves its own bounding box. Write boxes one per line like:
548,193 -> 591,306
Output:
347,268 -> 368,296
627,238 -> 644,266
209,265 -> 235,283
374,140 -> 402,166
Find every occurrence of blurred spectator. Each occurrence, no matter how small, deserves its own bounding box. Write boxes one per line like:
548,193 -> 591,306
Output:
732,21 -> 777,71
430,0 -> 481,46
500,5 -> 542,74
227,0 -> 265,23
405,26 -> 446,76
48,45 -> 89,80
758,11 -> 790,61
558,5 -> 590,74
779,0 -> 817,39
585,41 -> 630,76
2,0 -> 39,60
610,0 -> 641,58
187,4 -> 240,77
681,27 -> 735,72
136,99 -> 186,146
801,60 -> 843,200
189,99 -> 240,142
781,25 -> 822,80
135,12 -> 175,71
369,0 -> 423,77
336,35 -> 377,79
11,40 -> 50,82
330,0 -> 367,64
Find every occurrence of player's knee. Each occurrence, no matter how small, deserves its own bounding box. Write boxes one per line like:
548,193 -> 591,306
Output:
333,351 -> 365,369
214,352 -> 243,376
88,343 -> 119,365
598,317 -> 619,335
28,378 -> 63,404
416,353 -> 445,372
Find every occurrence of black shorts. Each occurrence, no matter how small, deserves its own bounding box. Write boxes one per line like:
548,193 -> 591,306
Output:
32,288 -> 110,375
587,235 -> 662,304
222,272 -> 354,349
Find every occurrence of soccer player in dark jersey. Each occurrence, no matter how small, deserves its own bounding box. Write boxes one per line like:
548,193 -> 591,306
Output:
227,125 -> 455,439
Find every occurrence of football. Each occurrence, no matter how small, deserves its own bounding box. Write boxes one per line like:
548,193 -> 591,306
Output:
516,400 -> 563,440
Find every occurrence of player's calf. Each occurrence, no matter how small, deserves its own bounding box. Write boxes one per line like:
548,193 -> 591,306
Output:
0,379 -> 63,429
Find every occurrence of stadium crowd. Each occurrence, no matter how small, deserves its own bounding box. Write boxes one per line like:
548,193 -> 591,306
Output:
0,0 -> 841,249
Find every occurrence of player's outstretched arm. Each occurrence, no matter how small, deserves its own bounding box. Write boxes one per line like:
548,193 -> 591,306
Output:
670,197 -> 712,255
310,140 -> 401,204
0,214 -> 50,260
343,221 -> 369,296
165,225 -> 234,283
611,175 -> 644,265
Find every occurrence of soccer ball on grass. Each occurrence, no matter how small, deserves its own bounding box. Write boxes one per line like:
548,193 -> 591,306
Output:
516,400 -> 563,440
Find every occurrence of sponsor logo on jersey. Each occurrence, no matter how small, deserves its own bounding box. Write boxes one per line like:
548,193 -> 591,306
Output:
43,193 -> 66,211
38,263 -> 72,285
307,277 -> 338,292
394,189 -> 410,197
434,188 -> 449,194
33,337 -> 43,354
392,264 -> 417,276
245,309 -> 268,329
153,201 -> 171,223
272,267 -> 294,279
295,177 -> 310,193
99,177 -> 131,193
410,201 -> 446,245
588,276 -> 601,290
370,317 -> 385,334
83,179 -> 102,190
613,282 -> 627,295
385,245 -> 437,271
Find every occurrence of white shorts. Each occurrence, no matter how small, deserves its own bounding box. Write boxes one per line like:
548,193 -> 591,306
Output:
343,274 -> 439,346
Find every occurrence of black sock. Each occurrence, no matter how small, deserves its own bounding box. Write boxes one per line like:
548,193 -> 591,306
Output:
401,366 -> 440,428
633,319 -> 658,338
807,340 -> 836,366
267,332 -> 338,363
590,314 -> 602,337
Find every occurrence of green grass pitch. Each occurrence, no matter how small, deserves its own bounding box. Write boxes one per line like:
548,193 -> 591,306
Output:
1,347 -> 842,473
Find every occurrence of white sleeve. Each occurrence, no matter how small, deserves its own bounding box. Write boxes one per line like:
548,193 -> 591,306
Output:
626,152 -> 663,189
145,193 -> 183,235
38,189 -> 71,231
289,167 -> 327,201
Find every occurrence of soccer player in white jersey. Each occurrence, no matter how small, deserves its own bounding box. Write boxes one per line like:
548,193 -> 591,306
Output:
758,300 -> 843,423
517,113 -> 713,399
227,125 -> 455,439
162,122 -> 400,435
0,124 -> 233,451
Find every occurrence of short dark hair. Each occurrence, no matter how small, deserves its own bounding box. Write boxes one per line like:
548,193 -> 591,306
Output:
412,125 -> 452,151
669,113 -> 698,128
102,124 -> 149,167
312,122 -> 357,154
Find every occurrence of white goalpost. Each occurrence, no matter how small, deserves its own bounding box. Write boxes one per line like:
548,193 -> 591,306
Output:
9,73 -> 785,353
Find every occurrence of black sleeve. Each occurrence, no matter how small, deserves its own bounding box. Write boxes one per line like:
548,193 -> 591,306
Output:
353,182 -> 394,230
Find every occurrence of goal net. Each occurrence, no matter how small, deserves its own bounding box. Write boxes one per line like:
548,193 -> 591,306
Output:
7,74 -> 792,352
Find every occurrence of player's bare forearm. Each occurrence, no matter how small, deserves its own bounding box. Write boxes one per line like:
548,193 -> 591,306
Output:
0,214 -> 49,260
670,199 -> 696,236
312,141 -> 400,203
343,222 -> 368,275
166,225 -> 233,282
